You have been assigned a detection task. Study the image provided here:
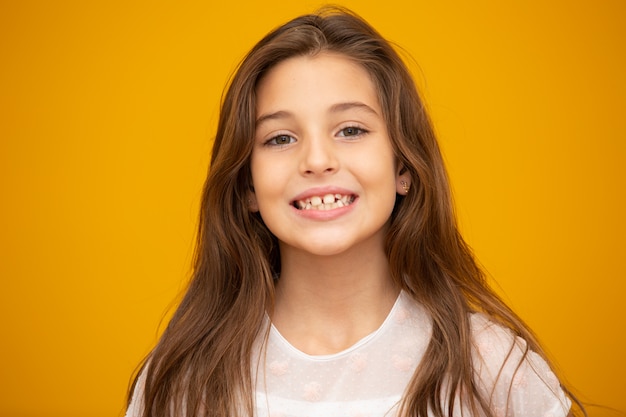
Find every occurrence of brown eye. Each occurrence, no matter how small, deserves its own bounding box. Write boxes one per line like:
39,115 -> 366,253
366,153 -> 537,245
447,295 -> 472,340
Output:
339,126 -> 366,137
267,134 -> 295,146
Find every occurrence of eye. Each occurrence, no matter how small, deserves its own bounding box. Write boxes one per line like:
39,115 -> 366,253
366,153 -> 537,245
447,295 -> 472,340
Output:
265,134 -> 296,147
338,126 -> 367,138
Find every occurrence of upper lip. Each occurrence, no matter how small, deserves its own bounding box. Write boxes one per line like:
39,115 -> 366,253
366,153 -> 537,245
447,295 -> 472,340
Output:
291,186 -> 357,202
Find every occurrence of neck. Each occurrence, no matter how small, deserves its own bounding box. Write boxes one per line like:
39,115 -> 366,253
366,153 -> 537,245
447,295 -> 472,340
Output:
271,241 -> 399,355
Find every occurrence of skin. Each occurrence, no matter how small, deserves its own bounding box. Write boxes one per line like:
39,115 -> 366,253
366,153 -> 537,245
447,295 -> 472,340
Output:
250,52 -> 410,355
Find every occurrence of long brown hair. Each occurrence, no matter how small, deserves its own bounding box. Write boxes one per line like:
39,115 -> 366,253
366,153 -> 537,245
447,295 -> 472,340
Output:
129,7 -> 583,417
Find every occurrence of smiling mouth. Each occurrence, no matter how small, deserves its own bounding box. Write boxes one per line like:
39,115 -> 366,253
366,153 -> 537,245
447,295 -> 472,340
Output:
293,194 -> 356,210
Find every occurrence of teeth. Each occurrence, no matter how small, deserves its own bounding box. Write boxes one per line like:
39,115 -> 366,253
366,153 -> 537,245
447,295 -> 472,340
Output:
295,193 -> 355,210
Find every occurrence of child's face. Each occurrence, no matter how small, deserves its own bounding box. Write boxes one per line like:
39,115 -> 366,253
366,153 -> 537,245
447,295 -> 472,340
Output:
250,52 -> 403,258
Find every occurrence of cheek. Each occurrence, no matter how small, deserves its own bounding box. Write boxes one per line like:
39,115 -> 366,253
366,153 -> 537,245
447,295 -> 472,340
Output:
250,160 -> 283,201
357,152 -> 397,188
249,156 -> 266,190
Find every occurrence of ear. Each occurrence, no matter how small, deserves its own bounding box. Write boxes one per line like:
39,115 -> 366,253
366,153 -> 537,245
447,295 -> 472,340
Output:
395,163 -> 411,195
247,190 -> 259,212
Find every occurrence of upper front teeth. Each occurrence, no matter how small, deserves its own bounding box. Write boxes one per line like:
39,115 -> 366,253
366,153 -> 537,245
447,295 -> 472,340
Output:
296,194 -> 354,210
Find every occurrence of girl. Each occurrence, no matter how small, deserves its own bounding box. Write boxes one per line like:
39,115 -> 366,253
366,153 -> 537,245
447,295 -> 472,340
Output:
126,7 -> 583,417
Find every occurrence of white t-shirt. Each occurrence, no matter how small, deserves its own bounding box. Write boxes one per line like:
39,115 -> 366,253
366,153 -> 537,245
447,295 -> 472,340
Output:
252,291 -> 571,417
126,292 -> 571,417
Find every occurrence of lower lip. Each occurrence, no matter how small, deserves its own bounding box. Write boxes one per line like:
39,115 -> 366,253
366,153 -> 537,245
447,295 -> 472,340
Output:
291,198 -> 358,221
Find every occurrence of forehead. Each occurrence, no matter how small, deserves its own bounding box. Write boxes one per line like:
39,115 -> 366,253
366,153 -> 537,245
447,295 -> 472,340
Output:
255,53 -> 381,116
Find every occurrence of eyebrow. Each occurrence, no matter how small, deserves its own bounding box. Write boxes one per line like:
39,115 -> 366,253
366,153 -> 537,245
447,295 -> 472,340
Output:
329,101 -> 379,116
255,101 -> 380,127
255,110 -> 291,127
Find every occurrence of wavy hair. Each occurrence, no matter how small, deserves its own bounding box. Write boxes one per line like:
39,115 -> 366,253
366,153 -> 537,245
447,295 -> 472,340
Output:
129,7 -> 583,417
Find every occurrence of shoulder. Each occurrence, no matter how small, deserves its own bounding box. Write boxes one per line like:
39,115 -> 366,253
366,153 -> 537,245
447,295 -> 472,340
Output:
470,313 -> 571,417
125,364 -> 148,417
470,313 -> 523,366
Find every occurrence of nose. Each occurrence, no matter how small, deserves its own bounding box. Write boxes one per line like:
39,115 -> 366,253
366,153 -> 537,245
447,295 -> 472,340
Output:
299,135 -> 339,176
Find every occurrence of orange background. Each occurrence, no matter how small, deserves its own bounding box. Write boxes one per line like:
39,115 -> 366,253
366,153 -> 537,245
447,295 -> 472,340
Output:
1,1 -> 624,416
